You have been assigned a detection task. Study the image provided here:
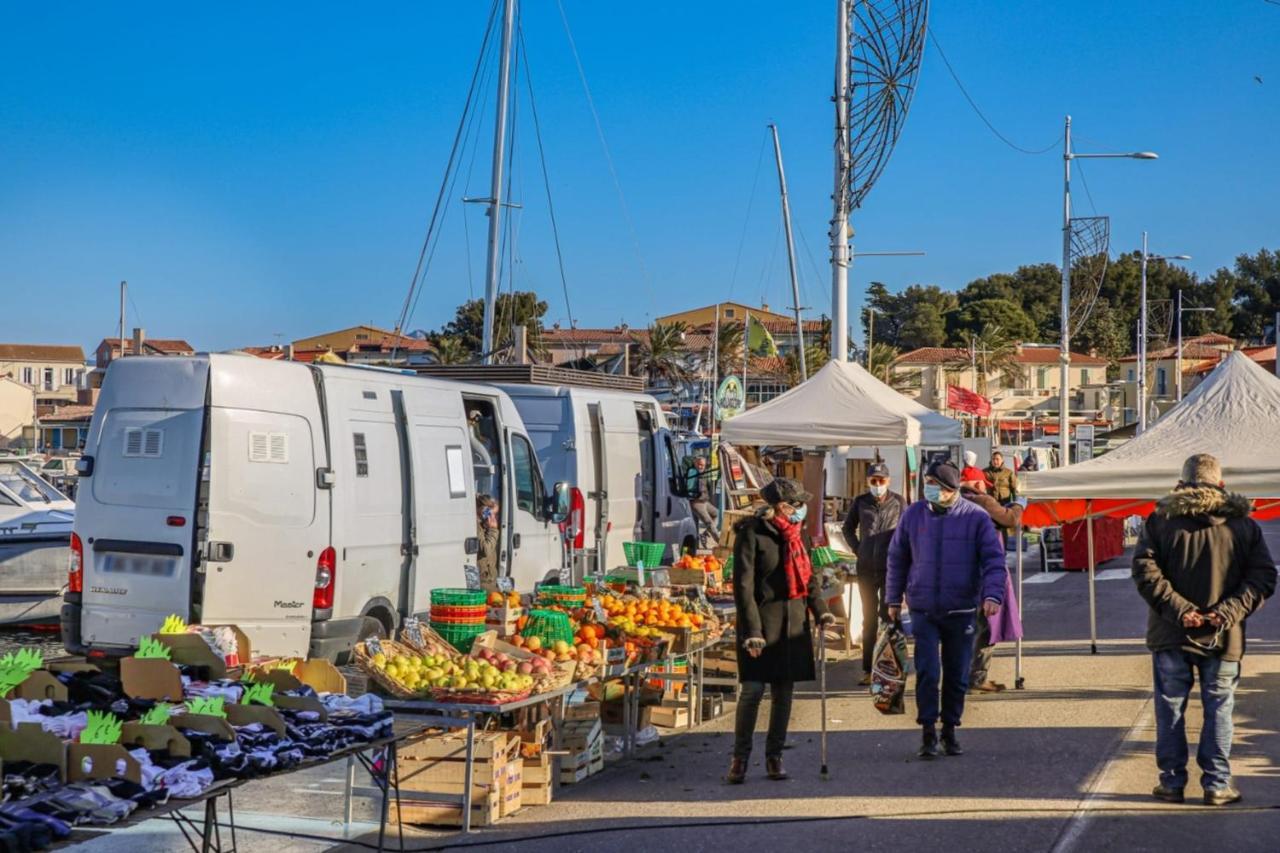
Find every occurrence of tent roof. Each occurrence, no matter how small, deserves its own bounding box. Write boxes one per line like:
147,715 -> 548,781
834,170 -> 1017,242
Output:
719,359 -> 962,447
1023,352 -> 1280,525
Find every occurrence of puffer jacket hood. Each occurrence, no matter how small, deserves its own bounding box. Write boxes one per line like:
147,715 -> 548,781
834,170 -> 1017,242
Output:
1155,486 -> 1252,521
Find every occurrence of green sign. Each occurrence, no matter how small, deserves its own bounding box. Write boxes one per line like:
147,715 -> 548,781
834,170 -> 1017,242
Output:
716,375 -> 745,419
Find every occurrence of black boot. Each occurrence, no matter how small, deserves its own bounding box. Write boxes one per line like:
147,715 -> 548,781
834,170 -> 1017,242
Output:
918,725 -> 940,759
766,756 -> 789,781
941,724 -> 964,756
725,756 -> 748,784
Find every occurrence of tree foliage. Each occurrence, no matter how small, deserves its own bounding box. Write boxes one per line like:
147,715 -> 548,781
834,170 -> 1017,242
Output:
634,321 -> 690,387
433,291 -> 549,359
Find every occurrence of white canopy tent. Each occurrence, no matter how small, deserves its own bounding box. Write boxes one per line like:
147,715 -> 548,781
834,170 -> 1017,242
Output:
1023,350 -> 1280,502
1021,351 -> 1280,654
720,359 -> 962,447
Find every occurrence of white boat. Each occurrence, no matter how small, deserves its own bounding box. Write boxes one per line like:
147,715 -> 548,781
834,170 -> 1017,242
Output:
0,460 -> 73,624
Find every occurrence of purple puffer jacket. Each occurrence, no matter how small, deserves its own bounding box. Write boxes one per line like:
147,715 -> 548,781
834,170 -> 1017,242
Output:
885,498 -> 1007,615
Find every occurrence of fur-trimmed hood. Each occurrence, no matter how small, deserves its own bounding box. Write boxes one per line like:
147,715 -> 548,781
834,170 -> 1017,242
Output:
1154,486 -> 1252,521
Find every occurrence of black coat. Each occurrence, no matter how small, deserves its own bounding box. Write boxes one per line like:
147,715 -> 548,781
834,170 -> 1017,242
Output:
843,491 -> 905,583
733,513 -> 830,684
1132,487 -> 1277,662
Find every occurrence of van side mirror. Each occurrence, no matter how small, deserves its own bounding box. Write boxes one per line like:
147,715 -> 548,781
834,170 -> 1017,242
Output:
75,456 -> 94,477
547,482 -> 571,524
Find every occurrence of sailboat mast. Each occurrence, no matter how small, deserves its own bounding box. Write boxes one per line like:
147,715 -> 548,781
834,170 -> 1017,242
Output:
480,0 -> 517,364
830,0 -> 851,363
768,124 -> 806,381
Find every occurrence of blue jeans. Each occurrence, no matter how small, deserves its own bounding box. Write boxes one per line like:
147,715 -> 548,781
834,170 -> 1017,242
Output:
911,611 -> 976,727
1152,650 -> 1241,791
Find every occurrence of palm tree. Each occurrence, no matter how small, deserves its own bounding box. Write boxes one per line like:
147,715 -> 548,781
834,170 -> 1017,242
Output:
634,321 -> 690,390
949,327 -> 1022,396
432,336 -> 471,365
867,342 -> 915,391
715,322 -> 744,380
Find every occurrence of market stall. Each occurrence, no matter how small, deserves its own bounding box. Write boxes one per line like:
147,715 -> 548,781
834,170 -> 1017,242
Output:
1022,352 -> 1280,651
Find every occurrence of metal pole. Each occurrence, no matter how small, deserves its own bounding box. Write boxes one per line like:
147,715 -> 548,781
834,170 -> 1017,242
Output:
1015,518 -> 1025,689
480,0 -> 517,364
1138,232 -> 1148,433
866,309 -> 874,368
1175,289 -> 1183,401
769,124 -> 807,381
1059,116 -> 1073,464
743,309 -> 749,406
830,0 -> 851,363
1275,311 -> 1280,378
711,303 -> 720,436
1086,503 -> 1097,655
119,280 -> 127,360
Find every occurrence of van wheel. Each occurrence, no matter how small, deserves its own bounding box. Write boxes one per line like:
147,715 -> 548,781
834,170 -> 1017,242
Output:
336,616 -> 389,666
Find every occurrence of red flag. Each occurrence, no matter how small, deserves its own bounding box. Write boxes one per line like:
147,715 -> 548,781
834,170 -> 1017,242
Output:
947,385 -> 992,417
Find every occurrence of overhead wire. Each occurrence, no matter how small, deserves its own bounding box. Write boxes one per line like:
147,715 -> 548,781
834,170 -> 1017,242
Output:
927,27 -> 1062,155
727,131 -> 771,301
555,0 -> 655,311
394,0 -> 502,340
519,23 -> 577,339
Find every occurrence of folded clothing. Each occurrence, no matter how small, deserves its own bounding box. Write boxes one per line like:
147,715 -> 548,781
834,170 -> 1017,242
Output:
5,700 -> 88,741
127,749 -> 215,800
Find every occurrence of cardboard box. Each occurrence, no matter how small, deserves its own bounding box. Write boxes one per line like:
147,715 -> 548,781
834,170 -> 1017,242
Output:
120,657 -> 184,701
13,671 -> 67,702
250,658 -> 347,695
67,744 -> 142,784
225,703 -> 287,736
153,626 -> 252,678
391,790 -> 501,828
170,712 -> 238,741
120,723 -> 193,758
0,723 -> 67,781
650,704 -> 690,728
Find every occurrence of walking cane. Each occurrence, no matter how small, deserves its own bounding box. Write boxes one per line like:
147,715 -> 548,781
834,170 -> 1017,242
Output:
818,628 -> 829,780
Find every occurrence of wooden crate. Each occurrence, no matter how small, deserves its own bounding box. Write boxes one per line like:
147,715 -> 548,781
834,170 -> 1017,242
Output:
391,791 -> 501,828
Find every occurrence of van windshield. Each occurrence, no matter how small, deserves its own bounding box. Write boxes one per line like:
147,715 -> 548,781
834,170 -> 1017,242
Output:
0,462 -> 65,504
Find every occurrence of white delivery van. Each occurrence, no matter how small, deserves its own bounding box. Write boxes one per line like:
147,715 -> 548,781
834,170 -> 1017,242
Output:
497,384 -> 697,577
63,355 -> 567,660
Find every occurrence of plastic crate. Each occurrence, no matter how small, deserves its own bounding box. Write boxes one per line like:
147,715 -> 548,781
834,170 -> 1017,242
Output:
622,541 -> 668,568
430,621 -> 487,653
520,609 -> 575,646
810,547 -> 839,568
430,588 -> 487,607
428,604 -> 487,623
537,585 -> 587,607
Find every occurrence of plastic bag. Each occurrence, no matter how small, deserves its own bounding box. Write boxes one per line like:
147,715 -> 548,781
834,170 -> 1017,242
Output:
870,622 -> 910,715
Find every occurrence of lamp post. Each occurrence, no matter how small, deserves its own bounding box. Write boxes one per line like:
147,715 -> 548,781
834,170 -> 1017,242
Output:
1138,234 -> 1191,433
1059,116 -> 1157,464
1175,290 -> 1213,402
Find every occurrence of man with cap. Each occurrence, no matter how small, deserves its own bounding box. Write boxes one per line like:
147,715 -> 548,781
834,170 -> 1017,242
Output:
886,460 -> 1007,758
843,461 -> 906,685
1133,453 -> 1276,806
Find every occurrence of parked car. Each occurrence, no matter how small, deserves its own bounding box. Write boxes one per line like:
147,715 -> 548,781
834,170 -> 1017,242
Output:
64,354 -> 568,660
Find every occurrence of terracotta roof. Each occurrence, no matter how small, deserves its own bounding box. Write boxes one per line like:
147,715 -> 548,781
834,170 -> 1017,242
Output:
42,404 -> 95,422
1118,343 -> 1232,363
0,343 -> 86,363
896,345 -> 1107,367
98,338 -> 194,356
1191,346 -> 1277,376
544,327 -> 639,344
744,355 -> 792,379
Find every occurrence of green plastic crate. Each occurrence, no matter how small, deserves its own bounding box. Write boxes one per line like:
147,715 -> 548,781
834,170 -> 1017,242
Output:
520,609 -> 575,646
622,541 -> 668,568
537,584 -> 587,606
430,588 -> 487,607
430,621 -> 487,652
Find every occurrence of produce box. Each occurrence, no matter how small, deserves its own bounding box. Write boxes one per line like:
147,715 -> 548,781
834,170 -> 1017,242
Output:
560,718 -> 602,753
666,568 -> 708,587
485,606 -> 525,636
702,693 -> 725,720
651,704 -> 691,728
391,791 -> 502,828
522,780 -> 554,807
521,752 -> 554,786
401,730 -> 516,763
560,738 -> 604,785
563,701 -> 600,722
499,759 -> 523,817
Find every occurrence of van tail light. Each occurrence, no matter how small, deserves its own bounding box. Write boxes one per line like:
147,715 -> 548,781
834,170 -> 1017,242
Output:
559,487 -> 585,550
313,546 -> 336,609
68,532 -> 84,594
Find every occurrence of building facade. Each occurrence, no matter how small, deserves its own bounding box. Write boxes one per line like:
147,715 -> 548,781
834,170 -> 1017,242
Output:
0,343 -> 87,406
95,330 -> 195,368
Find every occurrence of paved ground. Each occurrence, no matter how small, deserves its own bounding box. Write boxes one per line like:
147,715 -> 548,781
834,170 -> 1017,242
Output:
46,527 -> 1280,851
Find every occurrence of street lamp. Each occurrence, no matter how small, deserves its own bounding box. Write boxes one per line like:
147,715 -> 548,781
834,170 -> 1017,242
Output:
1059,116 -> 1157,464
1138,233 -> 1191,433
1175,290 -> 1213,401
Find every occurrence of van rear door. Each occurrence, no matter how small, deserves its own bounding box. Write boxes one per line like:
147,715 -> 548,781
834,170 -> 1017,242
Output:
78,358 -> 208,650
196,356 -> 328,657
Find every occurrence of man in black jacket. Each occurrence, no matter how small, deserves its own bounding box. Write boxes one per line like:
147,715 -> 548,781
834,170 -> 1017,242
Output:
843,462 -> 905,684
1132,454 -> 1277,806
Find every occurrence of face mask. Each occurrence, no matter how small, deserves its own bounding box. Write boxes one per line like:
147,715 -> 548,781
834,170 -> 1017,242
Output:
924,484 -> 956,506
869,483 -> 888,497
790,504 -> 808,522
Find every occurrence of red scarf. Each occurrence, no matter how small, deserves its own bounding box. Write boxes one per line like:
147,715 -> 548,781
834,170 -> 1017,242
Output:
770,512 -> 813,600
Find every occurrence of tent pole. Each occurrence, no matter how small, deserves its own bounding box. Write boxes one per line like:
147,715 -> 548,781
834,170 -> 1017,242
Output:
1087,502 -> 1097,655
1015,518 -> 1025,689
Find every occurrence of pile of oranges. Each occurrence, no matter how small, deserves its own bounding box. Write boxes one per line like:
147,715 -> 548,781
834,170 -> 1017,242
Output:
598,594 -> 704,636
672,553 -> 723,573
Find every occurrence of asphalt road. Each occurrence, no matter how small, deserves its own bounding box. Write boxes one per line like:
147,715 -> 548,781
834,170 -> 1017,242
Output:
51,525 -> 1280,851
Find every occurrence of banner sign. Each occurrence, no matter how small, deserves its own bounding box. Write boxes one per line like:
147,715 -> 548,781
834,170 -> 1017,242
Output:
716,375 -> 745,419
947,384 -> 992,417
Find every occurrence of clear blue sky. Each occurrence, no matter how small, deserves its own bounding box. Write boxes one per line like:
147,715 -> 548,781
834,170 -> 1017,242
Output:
2,1 -> 1276,354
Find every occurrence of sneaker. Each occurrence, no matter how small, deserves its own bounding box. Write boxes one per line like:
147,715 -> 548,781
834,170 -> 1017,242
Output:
1151,784 -> 1185,803
1203,786 -> 1241,806
971,680 -> 1006,693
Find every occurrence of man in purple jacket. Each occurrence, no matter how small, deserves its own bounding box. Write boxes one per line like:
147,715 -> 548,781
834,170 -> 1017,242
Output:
887,460 -> 1006,758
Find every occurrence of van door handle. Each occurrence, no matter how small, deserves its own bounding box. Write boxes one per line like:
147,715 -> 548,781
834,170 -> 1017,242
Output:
206,542 -> 234,563
667,497 -> 672,515
512,534 -> 522,549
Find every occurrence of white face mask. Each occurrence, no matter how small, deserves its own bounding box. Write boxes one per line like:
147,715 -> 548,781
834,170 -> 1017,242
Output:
869,483 -> 888,497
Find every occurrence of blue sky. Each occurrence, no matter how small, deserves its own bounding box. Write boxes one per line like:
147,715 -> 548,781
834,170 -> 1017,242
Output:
2,1 -> 1277,353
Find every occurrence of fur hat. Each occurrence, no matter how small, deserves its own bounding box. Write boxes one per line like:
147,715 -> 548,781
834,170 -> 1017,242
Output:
761,477 -> 812,506
1180,453 -> 1223,487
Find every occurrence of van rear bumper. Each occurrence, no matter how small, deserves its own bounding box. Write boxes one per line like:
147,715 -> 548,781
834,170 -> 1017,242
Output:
308,615 -> 369,660
60,595 -> 133,659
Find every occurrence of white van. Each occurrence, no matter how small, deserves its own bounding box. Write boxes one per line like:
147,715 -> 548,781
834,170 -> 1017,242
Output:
497,384 -> 697,577
62,355 -> 567,660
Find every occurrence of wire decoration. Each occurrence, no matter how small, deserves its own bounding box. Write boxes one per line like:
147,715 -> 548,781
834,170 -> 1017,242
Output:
848,0 -> 931,209
1067,215 -> 1110,333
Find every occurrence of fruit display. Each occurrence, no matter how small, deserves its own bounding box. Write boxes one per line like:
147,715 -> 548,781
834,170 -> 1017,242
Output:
598,594 -> 704,635
371,648 -> 536,695
486,591 -> 522,608
673,553 -> 724,574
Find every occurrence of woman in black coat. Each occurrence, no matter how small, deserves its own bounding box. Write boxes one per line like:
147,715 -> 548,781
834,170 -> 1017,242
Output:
728,477 -> 832,783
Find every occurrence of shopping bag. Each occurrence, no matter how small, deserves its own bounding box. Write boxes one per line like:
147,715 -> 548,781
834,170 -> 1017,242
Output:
870,622 -> 910,715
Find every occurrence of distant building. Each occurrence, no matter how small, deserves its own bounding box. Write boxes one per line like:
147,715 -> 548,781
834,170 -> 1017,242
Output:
39,403 -> 94,452
95,329 -> 195,368
0,377 -> 36,449
0,342 -> 88,406
279,326 -> 433,364
1116,333 -> 1235,416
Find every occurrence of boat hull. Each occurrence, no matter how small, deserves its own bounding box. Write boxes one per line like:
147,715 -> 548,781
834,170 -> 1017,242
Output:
0,538 -> 68,625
